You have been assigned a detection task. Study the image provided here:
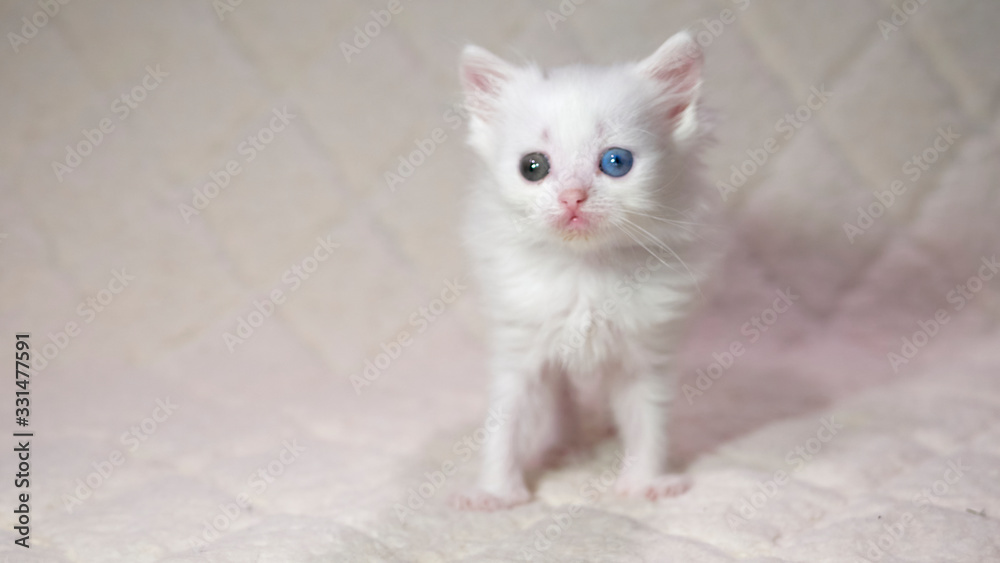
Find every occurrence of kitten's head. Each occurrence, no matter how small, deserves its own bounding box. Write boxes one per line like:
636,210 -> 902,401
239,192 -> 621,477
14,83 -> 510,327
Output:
460,32 -> 706,252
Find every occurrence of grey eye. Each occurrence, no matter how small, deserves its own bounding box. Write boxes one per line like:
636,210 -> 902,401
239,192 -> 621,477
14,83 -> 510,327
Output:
519,152 -> 549,182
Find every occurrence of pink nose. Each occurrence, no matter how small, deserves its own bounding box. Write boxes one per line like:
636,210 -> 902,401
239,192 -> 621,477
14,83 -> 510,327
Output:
558,188 -> 588,212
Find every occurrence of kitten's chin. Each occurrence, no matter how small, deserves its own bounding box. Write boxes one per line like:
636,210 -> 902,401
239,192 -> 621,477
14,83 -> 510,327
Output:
549,215 -> 608,248
560,214 -> 592,232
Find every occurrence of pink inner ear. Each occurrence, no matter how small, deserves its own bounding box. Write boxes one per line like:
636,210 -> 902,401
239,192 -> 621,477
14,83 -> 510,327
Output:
654,57 -> 699,94
653,58 -> 699,120
461,54 -> 511,121
465,66 -> 498,95
463,59 -> 509,98
464,72 -> 501,120
666,102 -> 690,121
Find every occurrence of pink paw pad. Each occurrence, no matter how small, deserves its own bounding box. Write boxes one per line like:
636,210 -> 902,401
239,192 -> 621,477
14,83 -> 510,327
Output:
617,474 -> 691,500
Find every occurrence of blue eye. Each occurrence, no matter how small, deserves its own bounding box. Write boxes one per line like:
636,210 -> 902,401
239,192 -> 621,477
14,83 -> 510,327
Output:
600,147 -> 633,177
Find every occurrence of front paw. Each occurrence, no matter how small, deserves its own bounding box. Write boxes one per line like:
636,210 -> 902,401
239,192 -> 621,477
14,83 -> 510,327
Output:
450,485 -> 532,511
615,473 -> 691,500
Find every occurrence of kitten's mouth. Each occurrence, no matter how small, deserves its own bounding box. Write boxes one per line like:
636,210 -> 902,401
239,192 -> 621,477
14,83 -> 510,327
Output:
555,212 -> 597,239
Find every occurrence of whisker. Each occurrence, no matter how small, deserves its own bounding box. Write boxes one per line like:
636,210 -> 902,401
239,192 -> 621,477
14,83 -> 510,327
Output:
622,209 -> 701,231
613,222 -> 680,275
619,217 -> 703,296
652,203 -> 701,220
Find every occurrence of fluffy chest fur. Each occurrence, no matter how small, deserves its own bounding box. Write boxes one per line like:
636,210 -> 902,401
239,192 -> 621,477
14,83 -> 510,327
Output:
476,237 -> 692,377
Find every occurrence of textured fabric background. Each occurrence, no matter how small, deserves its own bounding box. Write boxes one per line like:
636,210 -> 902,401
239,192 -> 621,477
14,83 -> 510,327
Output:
1,1 -> 998,561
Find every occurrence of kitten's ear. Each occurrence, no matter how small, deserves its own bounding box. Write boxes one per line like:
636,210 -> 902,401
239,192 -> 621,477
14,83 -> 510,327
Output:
459,45 -> 514,122
636,32 -> 703,128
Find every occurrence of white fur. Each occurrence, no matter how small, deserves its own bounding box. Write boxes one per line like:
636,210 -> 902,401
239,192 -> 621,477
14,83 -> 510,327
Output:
453,32 -> 712,510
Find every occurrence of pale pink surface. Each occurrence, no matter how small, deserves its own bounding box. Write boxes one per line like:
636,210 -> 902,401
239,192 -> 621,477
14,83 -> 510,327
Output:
0,1 -> 998,561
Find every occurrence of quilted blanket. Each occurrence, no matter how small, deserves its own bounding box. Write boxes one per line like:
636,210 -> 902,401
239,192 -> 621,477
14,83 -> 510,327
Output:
1,1 -> 998,561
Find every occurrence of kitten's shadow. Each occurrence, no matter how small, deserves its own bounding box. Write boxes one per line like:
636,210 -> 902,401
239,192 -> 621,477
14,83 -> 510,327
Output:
522,417 -> 620,491
524,362 -> 831,486
669,363 -> 831,469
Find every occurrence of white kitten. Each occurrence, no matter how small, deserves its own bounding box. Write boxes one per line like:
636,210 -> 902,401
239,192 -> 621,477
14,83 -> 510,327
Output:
454,32 -> 712,510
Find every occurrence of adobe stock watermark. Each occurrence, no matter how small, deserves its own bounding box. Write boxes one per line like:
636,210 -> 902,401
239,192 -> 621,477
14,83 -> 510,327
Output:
543,0 -> 588,30
222,234 -> 339,352
546,0 -> 750,36
503,155 -> 602,235
187,439 -> 306,552
384,100 -> 470,193
61,397 -> 179,512
33,268 -> 136,374
178,106 -> 296,223
52,64 -> 168,182
853,457 -> 970,562
683,287 -> 799,404
887,254 -> 998,373
843,126 -> 959,243
340,0 -> 410,63
558,255 -> 669,361
506,147 -> 702,236
717,84 -> 831,201
878,0 -> 928,40
726,416 -> 843,529
211,0 -> 244,21
350,276 -> 468,395
518,450 -> 637,559
7,0 -> 72,53
393,406 -> 509,522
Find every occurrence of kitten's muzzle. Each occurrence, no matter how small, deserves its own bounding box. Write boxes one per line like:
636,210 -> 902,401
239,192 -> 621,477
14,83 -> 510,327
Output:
558,188 -> 588,213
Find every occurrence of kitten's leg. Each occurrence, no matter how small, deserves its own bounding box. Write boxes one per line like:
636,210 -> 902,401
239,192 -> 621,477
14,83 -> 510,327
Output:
453,363 -> 577,509
452,365 -> 546,511
611,375 -> 691,500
